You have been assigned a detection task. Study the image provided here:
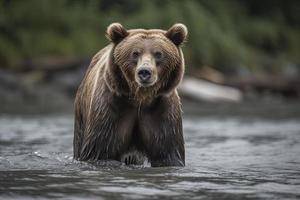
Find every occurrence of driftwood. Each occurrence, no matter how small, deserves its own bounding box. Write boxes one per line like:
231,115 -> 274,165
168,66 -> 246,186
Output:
178,77 -> 243,102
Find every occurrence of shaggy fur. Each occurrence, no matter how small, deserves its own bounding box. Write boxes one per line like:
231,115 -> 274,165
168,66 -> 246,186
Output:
74,23 -> 187,167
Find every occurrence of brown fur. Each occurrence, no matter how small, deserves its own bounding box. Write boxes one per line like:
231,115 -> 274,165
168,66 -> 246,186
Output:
74,23 -> 187,167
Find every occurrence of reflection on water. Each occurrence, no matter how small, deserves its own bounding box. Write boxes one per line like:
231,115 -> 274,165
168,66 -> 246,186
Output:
0,103 -> 300,199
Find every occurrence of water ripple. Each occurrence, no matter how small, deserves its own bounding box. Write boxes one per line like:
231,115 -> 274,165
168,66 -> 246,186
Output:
0,114 -> 299,199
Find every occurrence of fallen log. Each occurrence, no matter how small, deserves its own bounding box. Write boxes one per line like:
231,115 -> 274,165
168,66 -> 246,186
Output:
178,77 -> 243,102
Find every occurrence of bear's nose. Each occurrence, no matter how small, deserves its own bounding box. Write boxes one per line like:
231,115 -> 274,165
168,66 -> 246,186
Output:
138,67 -> 152,82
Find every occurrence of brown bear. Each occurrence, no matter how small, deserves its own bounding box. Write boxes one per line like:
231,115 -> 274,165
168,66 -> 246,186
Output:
73,23 -> 187,167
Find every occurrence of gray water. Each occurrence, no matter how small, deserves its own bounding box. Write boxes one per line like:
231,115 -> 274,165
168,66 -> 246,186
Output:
0,100 -> 300,199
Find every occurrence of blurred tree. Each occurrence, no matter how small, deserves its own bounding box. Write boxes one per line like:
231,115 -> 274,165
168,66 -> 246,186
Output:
0,0 -> 299,72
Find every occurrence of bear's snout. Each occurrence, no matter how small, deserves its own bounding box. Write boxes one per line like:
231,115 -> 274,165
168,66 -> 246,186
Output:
138,67 -> 152,82
135,62 -> 157,87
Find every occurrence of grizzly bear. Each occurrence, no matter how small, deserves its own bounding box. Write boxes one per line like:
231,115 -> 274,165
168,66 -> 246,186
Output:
73,23 -> 187,167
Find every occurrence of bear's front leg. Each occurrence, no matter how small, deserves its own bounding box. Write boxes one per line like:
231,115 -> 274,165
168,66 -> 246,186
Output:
139,94 -> 185,167
76,94 -> 136,161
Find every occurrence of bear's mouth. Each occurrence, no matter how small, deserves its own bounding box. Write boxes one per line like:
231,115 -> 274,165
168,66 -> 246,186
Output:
137,79 -> 156,87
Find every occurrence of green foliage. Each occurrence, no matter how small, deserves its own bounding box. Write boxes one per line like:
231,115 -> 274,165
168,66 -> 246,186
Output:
0,0 -> 299,70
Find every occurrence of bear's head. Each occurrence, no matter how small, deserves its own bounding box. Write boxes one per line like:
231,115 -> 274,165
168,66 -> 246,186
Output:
105,23 -> 187,102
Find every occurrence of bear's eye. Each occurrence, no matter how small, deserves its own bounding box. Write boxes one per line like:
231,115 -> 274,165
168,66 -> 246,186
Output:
132,51 -> 140,59
154,51 -> 163,60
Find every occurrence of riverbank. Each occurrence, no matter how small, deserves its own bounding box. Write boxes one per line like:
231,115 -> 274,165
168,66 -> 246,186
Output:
0,63 -> 299,115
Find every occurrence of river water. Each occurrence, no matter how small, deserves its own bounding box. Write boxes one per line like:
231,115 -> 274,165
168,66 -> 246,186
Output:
0,99 -> 300,199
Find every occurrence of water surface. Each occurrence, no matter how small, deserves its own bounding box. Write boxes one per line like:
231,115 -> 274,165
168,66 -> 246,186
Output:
0,101 -> 300,199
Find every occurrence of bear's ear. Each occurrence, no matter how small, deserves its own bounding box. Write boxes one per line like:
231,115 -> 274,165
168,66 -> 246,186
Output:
166,23 -> 188,46
106,23 -> 128,43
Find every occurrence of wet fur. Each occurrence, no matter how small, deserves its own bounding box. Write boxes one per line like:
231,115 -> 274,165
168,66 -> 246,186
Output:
74,24 -> 186,167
